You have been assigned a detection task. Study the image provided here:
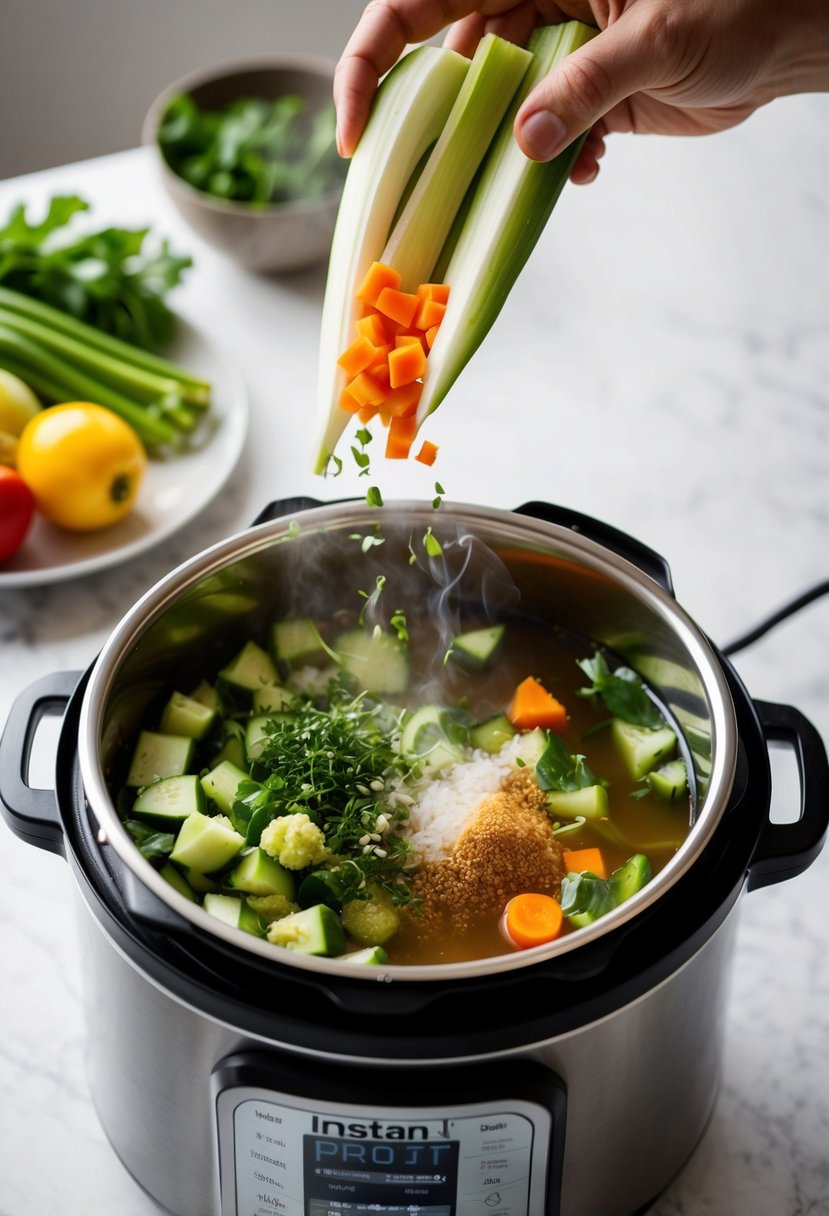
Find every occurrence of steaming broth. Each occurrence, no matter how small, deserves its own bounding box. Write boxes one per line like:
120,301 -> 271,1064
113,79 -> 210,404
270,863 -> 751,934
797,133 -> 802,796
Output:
113,604 -> 692,967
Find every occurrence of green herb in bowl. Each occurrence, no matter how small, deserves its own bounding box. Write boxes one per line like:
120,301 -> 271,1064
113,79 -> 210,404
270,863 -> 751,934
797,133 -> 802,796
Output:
158,92 -> 345,207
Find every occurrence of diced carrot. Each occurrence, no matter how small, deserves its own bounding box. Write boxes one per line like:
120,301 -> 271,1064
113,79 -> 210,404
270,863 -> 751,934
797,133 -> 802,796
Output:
563,848 -> 607,879
358,403 -> 379,422
348,371 -> 387,409
338,386 -> 362,415
394,333 -> 422,347
356,313 -> 392,346
385,381 -> 423,418
508,676 -> 568,732
385,414 -> 417,459
375,287 -> 420,328
396,328 -> 430,353
502,893 -> 563,949
356,261 -> 401,307
337,335 -> 379,378
425,325 -> 440,349
368,357 -> 391,390
415,440 -> 439,467
416,282 -> 450,305
388,341 -> 426,389
414,297 -> 446,331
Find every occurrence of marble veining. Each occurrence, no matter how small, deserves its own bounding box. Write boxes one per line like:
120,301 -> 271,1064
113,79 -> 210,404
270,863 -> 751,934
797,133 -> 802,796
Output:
1,88 -> 828,1216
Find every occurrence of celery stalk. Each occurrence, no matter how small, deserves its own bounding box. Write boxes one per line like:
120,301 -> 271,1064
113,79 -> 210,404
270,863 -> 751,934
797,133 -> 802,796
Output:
312,46 -> 469,475
416,21 -> 597,426
381,33 -> 532,292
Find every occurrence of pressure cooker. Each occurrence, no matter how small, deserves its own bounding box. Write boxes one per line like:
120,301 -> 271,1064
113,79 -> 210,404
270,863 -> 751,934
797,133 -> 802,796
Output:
1,498 -> 826,1216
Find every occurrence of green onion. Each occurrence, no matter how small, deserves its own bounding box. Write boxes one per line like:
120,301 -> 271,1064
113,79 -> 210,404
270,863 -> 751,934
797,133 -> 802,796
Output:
0,285 -> 212,449
312,45 -> 469,475
416,22 -> 597,426
380,33 -> 532,292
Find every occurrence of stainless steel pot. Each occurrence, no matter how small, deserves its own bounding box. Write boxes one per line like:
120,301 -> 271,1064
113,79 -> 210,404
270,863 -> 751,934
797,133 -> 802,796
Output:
2,499 -> 827,1216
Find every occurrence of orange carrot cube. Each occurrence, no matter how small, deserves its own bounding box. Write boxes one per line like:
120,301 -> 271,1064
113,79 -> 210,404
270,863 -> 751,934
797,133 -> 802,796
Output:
563,848 -> 607,879
414,298 -> 446,331
348,371 -> 387,409
358,403 -> 379,422
337,335 -> 379,378
416,282 -> 450,305
425,325 -> 440,349
388,341 -> 426,389
375,287 -> 420,328
385,413 -> 417,460
356,261 -> 401,307
338,386 -> 362,415
508,676 -> 568,732
356,313 -> 392,345
415,440 -> 439,467
385,381 -> 423,418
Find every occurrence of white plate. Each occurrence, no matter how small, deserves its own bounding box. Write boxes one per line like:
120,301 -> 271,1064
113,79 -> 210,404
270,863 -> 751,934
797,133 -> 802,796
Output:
0,319 -> 248,588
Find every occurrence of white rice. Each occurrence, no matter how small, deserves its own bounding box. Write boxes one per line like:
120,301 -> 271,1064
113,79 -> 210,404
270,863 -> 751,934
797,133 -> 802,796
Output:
403,736 -> 527,864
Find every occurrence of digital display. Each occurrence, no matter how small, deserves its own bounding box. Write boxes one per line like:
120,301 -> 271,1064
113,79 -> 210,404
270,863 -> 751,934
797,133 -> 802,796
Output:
303,1126 -> 459,1216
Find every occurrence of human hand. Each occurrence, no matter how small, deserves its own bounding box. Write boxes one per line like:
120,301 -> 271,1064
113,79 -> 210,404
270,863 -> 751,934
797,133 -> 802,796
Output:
334,0 -> 829,182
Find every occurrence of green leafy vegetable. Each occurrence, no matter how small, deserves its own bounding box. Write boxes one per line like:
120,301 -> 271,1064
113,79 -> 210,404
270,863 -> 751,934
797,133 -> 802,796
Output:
0,196 -> 191,349
560,853 -> 652,926
124,818 -> 176,860
576,653 -> 665,729
534,732 -> 597,792
158,93 -> 346,206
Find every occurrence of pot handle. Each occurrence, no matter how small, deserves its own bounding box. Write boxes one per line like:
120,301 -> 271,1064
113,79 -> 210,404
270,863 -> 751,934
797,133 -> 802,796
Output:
514,501 -> 674,595
0,671 -> 80,858
747,700 -> 829,891
251,496 -> 328,526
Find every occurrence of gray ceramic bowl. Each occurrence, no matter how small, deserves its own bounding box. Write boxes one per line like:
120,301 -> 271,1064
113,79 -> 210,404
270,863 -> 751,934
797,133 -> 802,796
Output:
142,56 -> 343,273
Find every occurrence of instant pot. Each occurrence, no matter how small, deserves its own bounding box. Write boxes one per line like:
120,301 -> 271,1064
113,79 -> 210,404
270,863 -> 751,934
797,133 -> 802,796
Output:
2,499 -> 826,1216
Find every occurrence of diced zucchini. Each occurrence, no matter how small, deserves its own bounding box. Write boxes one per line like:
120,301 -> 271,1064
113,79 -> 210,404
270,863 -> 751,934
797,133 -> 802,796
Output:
341,946 -> 389,965
219,640 -> 278,693
399,704 -> 468,771
210,720 -> 246,768
203,893 -> 265,937
646,758 -> 688,801
170,811 -> 246,873
252,683 -> 294,714
512,727 -> 547,768
334,627 -> 409,695
226,848 -> 296,899
159,691 -> 217,740
266,904 -> 347,956
298,868 -> 346,911
188,679 -> 222,712
159,862 -> 198,902
245,713 -> 292,762
201,759 -> 249,817
611,720 -> 677,779
612,853 -> 652,904
271,618 -> 328,667
470,713 -> 515,754
126,730 -> 195,788
451,624 -> 506,671
132,774 -> 205,825
341,891 -> 401,947
182,867 -> 219,894
547,785 -> 608,821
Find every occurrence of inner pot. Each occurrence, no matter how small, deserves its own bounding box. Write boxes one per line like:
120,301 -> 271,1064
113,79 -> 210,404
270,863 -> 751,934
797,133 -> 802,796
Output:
78,499 -> 738,981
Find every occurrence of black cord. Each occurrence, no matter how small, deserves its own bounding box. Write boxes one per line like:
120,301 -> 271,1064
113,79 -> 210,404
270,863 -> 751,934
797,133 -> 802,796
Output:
722,577 -> 829,656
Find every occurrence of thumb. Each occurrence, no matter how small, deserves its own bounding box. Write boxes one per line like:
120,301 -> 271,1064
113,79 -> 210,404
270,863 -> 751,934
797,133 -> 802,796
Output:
515,15 -> 657,161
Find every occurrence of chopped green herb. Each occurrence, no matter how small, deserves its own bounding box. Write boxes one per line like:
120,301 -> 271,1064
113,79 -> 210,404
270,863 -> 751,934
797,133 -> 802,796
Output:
390,609 -> 409,644
576,653 -> 665,729
535,732 -> 597,793
423,526 -> 443,557
366,485 -> 384,507
329,454 -> 343,477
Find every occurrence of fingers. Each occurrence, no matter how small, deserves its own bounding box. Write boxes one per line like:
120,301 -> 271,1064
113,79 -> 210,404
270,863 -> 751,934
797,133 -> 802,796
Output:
335,0 -> 488,156
515,10 -> 663,161
568,124 -> 606,184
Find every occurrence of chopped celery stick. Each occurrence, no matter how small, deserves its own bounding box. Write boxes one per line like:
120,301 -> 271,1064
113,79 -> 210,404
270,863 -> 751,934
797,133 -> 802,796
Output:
313,46 -> 469,475
381,33 -> 532,291
416,21 -> 597,427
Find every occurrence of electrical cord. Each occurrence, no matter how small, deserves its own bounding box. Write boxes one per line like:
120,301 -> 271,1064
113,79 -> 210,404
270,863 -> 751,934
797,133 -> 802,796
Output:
721,577 -> 829,657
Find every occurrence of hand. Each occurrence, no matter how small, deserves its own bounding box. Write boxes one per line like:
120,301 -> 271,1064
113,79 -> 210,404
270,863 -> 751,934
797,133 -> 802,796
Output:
334,0 -> 829,183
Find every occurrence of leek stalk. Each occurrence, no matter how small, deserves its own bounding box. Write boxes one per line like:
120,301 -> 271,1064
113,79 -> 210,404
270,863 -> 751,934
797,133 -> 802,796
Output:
417,21 -> 598,426
313,46 -> 469,475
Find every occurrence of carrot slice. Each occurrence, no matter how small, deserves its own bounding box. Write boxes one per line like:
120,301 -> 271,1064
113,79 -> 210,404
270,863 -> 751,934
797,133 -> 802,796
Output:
385,414 -> 417,459
388,341 -> 426,389
414,297 -> 446,331
508,676 -> 568,732
337,335 -> 379,378
415,440 -> 439,466
502,893 -> 563,949
356,261 -> 401,307
375,287 -> 420,328
563,848 -> 607,879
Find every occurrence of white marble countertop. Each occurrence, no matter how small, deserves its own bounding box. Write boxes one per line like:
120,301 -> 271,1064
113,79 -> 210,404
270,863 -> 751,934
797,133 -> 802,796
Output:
1,94 -> 828,1215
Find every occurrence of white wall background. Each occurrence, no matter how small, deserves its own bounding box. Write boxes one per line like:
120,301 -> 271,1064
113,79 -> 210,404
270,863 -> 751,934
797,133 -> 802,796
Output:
0,0 -> 366,179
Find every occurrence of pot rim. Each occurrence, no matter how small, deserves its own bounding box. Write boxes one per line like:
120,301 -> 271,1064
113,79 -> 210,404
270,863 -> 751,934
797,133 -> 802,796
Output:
78,499 -> 738,983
